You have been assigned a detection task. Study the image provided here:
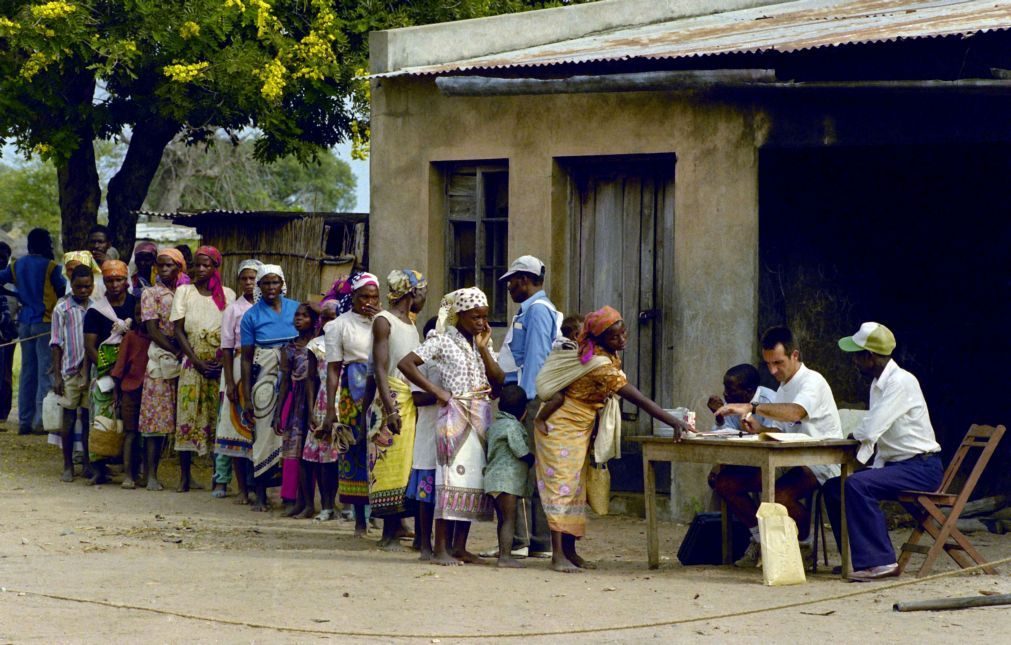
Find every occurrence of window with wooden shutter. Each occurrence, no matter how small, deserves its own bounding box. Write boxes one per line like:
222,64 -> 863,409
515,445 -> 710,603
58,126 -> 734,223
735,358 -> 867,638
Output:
445,163 -> 509,324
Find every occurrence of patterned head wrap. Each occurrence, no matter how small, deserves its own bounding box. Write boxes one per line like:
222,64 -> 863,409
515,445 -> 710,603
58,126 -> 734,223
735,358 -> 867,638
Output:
101,259 -> 129,279
435,287 -> 489,333
577,305 -> 623,364
194,245 -> 226,311
351,272 -> 379,292
237,258 -> 262,277
156,247 -> 190,287
254,264 -> 286,303
63,251 -> 102,278
386,269 -> 427,303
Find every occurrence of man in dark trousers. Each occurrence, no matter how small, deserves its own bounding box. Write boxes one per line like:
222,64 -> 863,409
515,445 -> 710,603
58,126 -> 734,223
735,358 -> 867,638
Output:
0,242 -> 16,425
482,255 -> 560,559
824,322 -> 942,581
0,229 -> 66,434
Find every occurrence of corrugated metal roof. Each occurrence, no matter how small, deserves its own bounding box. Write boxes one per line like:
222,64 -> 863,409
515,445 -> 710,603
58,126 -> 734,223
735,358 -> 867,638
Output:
381,0 -> 1011,77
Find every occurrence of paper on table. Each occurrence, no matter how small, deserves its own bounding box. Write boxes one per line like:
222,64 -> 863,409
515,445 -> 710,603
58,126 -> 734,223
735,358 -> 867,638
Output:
759,432 -> 818,443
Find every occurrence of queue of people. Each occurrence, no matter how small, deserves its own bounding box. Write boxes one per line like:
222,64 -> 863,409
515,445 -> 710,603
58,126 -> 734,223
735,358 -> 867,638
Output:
2,229 -> 944,580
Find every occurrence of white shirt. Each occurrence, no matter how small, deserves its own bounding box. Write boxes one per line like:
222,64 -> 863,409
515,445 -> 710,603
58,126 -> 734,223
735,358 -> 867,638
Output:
410,360 -> 442,471
771,363 -> 843,484
324,311 -> 373,364
853,359 -> 940,468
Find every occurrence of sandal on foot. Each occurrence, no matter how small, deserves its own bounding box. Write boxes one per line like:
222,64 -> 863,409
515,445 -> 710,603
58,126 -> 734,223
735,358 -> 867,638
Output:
314,510 -> 336,522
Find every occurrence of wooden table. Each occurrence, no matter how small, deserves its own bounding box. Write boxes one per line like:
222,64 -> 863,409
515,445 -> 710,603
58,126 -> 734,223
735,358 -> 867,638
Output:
629,436 -> 859,577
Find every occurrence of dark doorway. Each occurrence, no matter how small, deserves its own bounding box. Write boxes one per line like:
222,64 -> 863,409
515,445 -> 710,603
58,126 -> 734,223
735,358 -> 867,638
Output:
759,143 -> 1011,495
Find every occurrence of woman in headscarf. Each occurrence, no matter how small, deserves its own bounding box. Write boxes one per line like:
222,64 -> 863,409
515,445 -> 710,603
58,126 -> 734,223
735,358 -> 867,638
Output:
171,245 -> 235,492
138,248 -> 187,491
63,250 -> 105,299
399,287 -> 504,566
81,260 -> 137,485
239,264 -> 300,511
128,240 -> 158,298
312,272 -> 381,530
366,269 -> 428,549
212,258 -> 262,503
532,306 -> 690,573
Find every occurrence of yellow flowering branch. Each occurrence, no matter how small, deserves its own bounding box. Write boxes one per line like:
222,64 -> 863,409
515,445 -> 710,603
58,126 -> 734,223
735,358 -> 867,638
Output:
163,61 -> 210,83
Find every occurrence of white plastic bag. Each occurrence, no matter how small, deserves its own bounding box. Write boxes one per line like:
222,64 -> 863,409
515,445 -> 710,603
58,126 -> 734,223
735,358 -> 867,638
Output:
42,391 -> 64,432
757,502 -> 806,586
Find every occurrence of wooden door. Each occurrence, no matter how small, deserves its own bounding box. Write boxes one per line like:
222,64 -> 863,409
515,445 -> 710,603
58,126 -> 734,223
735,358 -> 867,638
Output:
567,155 -> 676,490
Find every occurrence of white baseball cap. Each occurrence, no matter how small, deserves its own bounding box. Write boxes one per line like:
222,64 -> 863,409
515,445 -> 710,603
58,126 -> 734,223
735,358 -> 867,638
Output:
499,255 -> 545,281
838,322 -> 896,356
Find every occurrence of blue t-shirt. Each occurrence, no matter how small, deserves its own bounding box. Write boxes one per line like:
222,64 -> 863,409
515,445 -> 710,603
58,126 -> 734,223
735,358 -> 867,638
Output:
0,255 -> 66,324
240,297 -> 300,348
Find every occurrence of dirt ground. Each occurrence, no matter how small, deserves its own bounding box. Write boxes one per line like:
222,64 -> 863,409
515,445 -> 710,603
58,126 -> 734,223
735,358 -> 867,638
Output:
1,428 -> 1009,644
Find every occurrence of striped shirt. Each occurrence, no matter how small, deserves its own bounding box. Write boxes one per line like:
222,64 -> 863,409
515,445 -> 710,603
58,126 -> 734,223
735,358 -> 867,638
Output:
50,296 -> 92,376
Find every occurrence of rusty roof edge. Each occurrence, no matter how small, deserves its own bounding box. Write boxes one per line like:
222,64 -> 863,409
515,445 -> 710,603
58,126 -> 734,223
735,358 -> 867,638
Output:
376,0 -> 1011,78
369,0 -> 788,75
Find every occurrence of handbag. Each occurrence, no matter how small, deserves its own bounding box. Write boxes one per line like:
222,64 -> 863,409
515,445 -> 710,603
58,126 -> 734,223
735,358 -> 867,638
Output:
586,462 -> 611,516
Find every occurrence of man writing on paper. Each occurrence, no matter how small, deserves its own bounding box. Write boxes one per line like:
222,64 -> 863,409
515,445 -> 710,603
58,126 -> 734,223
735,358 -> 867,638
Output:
823,322 -> 942,581
714,326 -> 843,567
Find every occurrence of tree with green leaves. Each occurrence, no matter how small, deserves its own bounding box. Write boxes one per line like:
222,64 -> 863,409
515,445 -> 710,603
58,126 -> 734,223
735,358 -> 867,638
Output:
0,1 -> 583,256
0,158 -> 61,238
145,135 -> 356,213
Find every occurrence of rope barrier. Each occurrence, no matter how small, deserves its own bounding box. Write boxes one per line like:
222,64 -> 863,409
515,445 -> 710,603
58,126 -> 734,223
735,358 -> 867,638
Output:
0,331 -> 49,349
4,554 -> 1009,639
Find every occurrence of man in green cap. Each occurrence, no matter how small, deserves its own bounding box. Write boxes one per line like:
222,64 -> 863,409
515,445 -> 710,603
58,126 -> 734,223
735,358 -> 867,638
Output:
824,322 -> 942,581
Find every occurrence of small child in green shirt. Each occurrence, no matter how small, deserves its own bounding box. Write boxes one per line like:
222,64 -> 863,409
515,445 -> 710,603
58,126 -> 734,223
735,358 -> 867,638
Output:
485,384 -> 534,568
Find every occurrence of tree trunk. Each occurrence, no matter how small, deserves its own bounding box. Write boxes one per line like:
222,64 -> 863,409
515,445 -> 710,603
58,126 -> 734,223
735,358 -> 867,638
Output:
55,73 -> 100,253
106,117 -> 180,258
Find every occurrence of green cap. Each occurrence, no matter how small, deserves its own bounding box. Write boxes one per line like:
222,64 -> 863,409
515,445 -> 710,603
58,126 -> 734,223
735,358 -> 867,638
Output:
838,322 -> 895,356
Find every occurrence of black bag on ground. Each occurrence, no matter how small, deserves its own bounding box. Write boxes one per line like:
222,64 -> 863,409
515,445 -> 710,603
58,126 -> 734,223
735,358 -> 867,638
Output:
677,512 -> 752,565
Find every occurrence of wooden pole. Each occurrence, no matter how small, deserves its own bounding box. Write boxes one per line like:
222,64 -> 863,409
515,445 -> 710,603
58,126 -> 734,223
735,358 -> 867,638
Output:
893,593 -> 1011,612
437,72 -> 1011,97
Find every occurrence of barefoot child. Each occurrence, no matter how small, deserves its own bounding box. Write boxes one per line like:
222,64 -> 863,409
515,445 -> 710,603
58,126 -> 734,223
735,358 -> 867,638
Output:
50,264 -> 94,481
110,299 -> 150,489
407,316 -> 440,560
275,302 -> 318,517
485,384 -> 534,568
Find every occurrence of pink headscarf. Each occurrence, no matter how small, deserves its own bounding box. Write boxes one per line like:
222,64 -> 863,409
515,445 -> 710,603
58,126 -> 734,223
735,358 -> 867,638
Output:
577,305 -> 623,364
195,245 -> 226,311
156,247 -> 190,286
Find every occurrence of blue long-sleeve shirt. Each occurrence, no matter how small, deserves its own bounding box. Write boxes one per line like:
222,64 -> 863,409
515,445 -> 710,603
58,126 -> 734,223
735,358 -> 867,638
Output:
0,255 -> 66,325
503,290 -> 558,400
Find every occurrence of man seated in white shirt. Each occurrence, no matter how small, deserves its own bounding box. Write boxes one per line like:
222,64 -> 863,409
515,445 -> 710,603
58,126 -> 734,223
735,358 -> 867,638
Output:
714,327 -> 843,567
823,322 -> 942,581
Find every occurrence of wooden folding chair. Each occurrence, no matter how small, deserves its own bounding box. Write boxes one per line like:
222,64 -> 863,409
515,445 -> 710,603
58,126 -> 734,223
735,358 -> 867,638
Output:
896,424 -> 1006,578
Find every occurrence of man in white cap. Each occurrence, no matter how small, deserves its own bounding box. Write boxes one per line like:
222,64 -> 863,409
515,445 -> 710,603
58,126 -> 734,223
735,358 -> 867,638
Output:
824,322 -> 942,581
485,255 -> 560,559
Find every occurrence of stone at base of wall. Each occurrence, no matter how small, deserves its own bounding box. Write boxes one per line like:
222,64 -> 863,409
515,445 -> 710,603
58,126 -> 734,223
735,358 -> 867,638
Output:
600,492 -> 677,523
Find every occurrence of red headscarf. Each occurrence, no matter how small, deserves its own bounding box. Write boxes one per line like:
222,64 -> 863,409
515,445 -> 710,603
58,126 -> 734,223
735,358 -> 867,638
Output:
195,245 -> 226,311
577,305 -> 623,364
